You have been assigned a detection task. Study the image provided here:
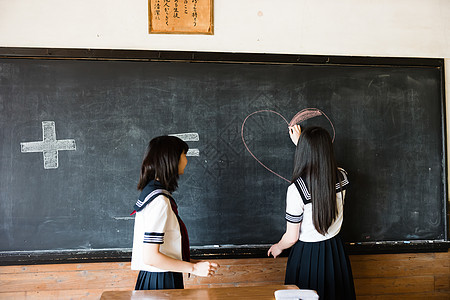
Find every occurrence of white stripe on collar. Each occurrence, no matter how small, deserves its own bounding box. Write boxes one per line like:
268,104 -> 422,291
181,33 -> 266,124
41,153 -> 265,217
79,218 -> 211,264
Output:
296,177 -> 311,200
136,189 -> 172,208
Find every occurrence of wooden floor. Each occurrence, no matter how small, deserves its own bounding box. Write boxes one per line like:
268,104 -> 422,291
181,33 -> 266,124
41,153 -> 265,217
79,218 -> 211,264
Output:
0,251 -> 449,299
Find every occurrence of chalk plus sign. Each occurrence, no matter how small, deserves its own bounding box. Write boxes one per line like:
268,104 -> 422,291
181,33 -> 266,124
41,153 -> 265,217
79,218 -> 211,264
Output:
20,121 -> 76,169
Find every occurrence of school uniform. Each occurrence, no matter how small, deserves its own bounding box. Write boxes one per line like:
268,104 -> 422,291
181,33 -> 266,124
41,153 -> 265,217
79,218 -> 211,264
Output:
131,180 -> 190,290
284,169 -> 356,300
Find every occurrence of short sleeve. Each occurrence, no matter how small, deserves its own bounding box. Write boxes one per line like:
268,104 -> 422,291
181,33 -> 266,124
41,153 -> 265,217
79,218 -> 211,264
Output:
141,195 -> 169,244
285,184 -> 304,223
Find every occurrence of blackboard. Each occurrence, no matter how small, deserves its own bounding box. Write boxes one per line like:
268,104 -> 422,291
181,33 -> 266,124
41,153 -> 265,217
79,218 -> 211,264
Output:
0,49 -> 448,264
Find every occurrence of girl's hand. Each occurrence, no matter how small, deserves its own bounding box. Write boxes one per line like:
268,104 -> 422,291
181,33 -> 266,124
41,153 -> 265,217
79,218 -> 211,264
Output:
267,243 -> 283,258
192,261 -> 219,277
289,125 -> 301,146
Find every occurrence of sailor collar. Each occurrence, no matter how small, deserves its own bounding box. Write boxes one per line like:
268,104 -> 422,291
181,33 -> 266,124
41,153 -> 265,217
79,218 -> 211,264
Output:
130,180 -> 173,215
294,169 -> 349,205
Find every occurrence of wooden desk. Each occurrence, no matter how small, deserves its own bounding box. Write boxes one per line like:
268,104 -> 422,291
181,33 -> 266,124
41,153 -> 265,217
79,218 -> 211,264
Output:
100,284 -> 299,299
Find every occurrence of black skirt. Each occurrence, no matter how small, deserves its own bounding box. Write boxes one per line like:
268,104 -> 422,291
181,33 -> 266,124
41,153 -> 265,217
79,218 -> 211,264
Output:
285,234 -> 356,300
134,271 -> 184,290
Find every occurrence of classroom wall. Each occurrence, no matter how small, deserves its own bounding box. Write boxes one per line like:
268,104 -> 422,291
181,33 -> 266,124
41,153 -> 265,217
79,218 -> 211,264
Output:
0,0 -> 449,299
0,0 -> 449,58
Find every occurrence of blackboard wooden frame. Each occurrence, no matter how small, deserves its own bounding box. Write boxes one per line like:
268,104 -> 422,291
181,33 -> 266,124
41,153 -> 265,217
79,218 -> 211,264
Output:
0,47 -> 448,265
0,47 -> 446,66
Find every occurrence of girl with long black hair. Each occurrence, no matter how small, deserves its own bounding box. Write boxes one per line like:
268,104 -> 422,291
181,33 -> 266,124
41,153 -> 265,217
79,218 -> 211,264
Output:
268,126 -> 356,300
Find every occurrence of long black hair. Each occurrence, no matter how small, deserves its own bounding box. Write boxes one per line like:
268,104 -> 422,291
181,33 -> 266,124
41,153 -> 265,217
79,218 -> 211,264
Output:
291,126 -> 342,235
137,135 -> 189,192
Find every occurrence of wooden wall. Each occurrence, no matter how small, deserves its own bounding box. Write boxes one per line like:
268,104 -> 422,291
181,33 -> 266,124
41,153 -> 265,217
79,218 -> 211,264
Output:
0,251 -> 449,299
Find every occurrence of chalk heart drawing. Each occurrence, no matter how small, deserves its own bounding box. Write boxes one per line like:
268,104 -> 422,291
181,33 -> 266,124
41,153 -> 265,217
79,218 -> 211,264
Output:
241,108 -> 335,183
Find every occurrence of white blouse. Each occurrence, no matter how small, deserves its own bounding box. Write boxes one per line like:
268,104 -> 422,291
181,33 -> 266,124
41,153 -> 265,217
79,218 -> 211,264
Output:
131,194 -> 182,272
285,169 -> 349,242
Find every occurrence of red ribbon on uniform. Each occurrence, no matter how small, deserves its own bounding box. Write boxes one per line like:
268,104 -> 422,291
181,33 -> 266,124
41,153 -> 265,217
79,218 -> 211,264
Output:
168,199 -> 190,262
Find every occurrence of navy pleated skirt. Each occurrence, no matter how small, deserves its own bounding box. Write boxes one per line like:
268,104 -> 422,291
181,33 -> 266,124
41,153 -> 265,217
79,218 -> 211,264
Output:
285,234 -> 356,300
134,271 -> 184,290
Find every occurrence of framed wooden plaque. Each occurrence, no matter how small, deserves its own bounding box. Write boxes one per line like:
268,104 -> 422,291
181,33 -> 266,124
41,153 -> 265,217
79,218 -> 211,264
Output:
149,0 -> 213,34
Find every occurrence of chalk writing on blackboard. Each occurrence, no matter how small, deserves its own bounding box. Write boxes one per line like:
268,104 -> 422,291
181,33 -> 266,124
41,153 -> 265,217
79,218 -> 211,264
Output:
241,109 -> 335,182
289,108 -> 335,142
20,121 -> 76,169
148,0 -> 213,34
169,132 -> 200,156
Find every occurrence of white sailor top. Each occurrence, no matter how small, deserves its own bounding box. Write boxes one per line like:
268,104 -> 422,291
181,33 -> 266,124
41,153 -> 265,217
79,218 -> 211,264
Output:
131,183 -> 182,272
285,168 -> 349,242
